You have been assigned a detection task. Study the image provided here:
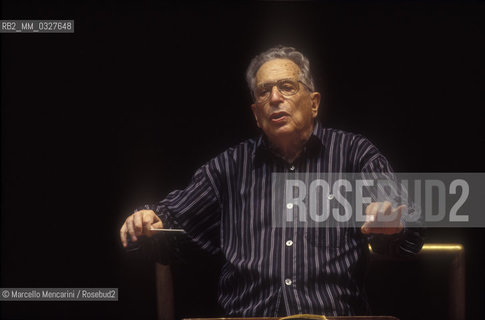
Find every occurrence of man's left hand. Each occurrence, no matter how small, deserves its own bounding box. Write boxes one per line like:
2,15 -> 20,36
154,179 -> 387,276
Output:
361,201 -> 405,235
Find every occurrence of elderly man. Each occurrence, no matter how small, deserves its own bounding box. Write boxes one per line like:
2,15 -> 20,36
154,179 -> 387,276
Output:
120,46 -> 423,317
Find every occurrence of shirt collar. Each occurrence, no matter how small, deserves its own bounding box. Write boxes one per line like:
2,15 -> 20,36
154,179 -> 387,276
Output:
254,120 -> 325,165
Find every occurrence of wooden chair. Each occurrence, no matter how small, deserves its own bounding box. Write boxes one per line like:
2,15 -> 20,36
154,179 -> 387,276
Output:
155,243 -> 465,320
366,243 -> 465,320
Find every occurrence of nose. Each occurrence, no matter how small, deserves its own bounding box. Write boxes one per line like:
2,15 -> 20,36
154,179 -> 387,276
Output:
269,85 -> 285,105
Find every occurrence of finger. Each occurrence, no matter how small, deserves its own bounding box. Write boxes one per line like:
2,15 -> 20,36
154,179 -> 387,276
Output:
365,203 -> 379,223
363,202 -> 386,233
126,215 -> 137,242
375,201 -> 393,223
147,210 -> 163,229
120,224 -> 127,247
152,220 -> 163,229
361,223 -> 371,234
365,202 -> 378,216
362,203 -> 378,234
371,205 -> 405,234
378,201 -> 392,216
378,201 -> 407,223
143,214 -> 154,238
133,211 -> 144,236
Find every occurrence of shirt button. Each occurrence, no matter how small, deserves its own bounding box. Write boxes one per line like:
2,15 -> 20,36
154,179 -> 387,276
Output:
286,203 -> 293,209
327,193 -> 334,200
286,240 -> 293,247
289,165 -> 295,171
285,279 -> 292,286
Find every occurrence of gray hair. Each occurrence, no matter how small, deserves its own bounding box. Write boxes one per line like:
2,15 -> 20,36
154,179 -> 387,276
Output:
246,45 -> 316,98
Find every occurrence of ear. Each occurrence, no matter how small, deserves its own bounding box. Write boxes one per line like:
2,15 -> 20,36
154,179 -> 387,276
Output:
310,92 -> 321,119
251,103 -> 261,128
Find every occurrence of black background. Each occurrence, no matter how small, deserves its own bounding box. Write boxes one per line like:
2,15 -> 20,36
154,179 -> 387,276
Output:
1,1 -> 483,319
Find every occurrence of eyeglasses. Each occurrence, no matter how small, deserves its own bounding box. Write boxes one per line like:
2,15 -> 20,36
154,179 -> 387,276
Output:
254,78 -> 311,103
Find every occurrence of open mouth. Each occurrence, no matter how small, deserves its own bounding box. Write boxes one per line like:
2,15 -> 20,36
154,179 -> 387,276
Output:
270,112 -> 289,121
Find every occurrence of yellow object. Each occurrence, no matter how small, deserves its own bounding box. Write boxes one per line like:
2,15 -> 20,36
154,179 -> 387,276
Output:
368,243 -> 463,253
280,314 -> 328,320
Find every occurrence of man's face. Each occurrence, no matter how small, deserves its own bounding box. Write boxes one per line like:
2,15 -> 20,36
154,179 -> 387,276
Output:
251,59 -> 320,143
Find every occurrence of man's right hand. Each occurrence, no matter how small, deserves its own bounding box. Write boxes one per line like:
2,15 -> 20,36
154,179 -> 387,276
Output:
120,210 -> 163,248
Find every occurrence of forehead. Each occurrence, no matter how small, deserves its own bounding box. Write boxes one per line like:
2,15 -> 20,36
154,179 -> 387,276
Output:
255,59 -> 301,85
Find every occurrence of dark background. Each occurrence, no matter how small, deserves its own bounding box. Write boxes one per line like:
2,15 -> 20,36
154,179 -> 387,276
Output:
1,1 -> 483,319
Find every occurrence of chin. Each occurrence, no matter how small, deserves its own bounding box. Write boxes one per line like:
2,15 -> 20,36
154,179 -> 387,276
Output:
267,124 -> 295,137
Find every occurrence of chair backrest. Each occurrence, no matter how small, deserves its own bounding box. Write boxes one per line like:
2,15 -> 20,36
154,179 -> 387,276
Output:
366,243 -> 465,320
155,234 -> 223,320
155,263 -> 175,320
155,243 -> 465,320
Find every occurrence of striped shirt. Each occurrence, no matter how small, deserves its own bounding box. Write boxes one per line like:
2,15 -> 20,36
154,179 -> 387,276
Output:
143,120 -> 423,317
